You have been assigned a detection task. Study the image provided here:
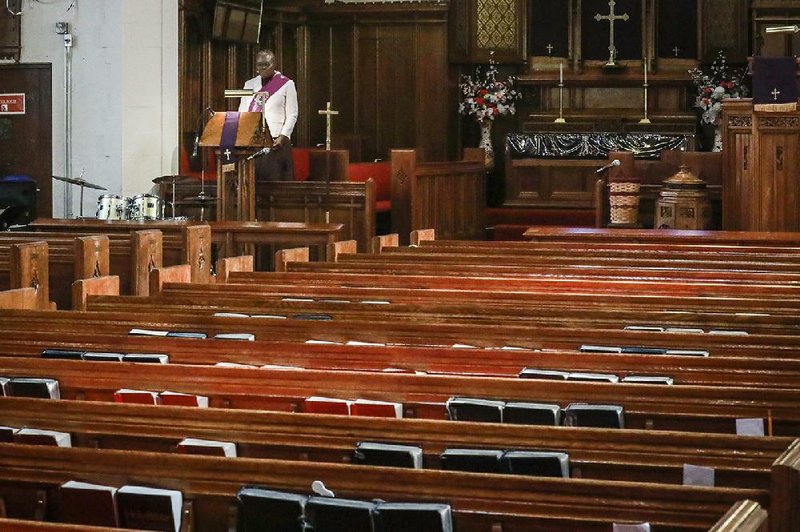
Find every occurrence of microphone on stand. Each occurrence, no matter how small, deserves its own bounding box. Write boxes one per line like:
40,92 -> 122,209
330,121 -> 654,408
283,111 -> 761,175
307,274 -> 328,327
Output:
595,159 -> 621,174
191,107 -> 215,159
245,146 -> 271,161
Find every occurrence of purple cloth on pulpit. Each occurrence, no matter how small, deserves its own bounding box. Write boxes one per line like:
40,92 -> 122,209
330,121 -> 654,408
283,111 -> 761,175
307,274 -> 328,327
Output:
753,56 -> 798,106
220,112 -> 240,164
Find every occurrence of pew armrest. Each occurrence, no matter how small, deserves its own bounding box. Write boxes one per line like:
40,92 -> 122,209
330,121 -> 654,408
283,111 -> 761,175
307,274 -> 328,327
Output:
72,275 -> 120,311
216,255 -> 254,284
0,287 -> 39,310
327,240 -> 357,262
275,247 -> 310,273
149,264 -> 192,295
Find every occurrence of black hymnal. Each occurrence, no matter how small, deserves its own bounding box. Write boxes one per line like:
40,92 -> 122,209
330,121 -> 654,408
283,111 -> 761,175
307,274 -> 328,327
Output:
304,496 -> 375,532
439,448 -> 503,473
236,487 -> 307,532
0,425 -> 18,442
165,331 -> 207,339
354,441 -> 423,469
122,353 -> 170,364
518,368 -> 569,380
445,397 -> 504,423
374,502 -> 453,532
564,403 -> 625,429
292,313 -> 333,321
59,480 -> 119,527
620,346 -> 668,355
501,450 -> 569,478
9,378 -> 60,399
82,352 -> 124,362
41,349 -> 84,360
116,485 -> 182,532
503,402 -> 561,426
579,345 -> 622,354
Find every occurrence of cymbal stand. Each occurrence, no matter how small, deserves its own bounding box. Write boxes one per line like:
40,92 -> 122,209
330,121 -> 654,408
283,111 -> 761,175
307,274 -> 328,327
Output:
78,182 -> 86,218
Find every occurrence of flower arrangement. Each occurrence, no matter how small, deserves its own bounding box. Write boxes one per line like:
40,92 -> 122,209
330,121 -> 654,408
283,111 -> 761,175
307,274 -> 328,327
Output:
688,50 -> 748,125
458,53 -> 521,122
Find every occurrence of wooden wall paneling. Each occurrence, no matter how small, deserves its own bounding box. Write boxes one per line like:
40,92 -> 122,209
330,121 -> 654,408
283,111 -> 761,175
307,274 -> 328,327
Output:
308,25 -> 333,148
331,25 -> 356,144
415,24 -> 449,162
391,27 -> 417,157
357,26 -> 380,161
701,0 -> 749,59
757,119 -> 800,231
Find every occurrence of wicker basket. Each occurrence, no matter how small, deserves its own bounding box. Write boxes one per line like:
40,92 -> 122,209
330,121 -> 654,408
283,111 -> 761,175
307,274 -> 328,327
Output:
608,179 -> 640,225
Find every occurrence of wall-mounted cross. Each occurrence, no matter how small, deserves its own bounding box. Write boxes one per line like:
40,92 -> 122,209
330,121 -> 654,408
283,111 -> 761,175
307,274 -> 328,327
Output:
594,0 -> 629,67
672,45 -> 680,57
772,88 -> 781,101
546,43 -> 554,55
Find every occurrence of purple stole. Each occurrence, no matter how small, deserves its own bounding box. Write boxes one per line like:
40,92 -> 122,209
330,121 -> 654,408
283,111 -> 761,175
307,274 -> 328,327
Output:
248,73 -> 291,112
219,112 -> 240,164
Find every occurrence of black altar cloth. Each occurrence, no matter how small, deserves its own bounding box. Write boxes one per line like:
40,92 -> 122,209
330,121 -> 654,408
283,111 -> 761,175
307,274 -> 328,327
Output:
506,132 -> 689,160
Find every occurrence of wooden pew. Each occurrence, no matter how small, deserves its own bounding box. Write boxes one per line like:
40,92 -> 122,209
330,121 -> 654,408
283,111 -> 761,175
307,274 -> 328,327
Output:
710,500 -> 768,532
0,355 -> 798,435
523,227 -> 800,246
0,519 -> 126,531
0,288 -> 40,310
390,148 -> 485,244
254,180 -> 376,252
0,443 -> 768,531
0,242 -> 51,310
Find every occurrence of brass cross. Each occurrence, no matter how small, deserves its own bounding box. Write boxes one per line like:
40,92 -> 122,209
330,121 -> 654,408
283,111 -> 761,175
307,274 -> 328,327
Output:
318,101 -> 339,151
772,88 -> 781,101
673,45 -> 680,56
594,0 -> 629,67
546,43 -> 554,55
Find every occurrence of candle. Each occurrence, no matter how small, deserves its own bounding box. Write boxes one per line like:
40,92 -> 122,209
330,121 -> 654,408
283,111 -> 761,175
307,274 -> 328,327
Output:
643,58 -> 648,84
559,62 -> 564,85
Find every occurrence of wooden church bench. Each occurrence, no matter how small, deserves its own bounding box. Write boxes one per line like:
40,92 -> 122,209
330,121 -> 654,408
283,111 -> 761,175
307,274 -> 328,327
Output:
522,227 -> 800,246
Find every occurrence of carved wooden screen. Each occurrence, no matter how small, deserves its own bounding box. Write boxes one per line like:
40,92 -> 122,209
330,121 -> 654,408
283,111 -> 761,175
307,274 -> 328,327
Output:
0,3 -> 21,62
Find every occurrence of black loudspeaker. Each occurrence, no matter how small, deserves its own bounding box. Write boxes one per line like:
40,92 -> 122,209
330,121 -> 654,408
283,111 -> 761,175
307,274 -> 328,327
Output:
0,178 -> 37,230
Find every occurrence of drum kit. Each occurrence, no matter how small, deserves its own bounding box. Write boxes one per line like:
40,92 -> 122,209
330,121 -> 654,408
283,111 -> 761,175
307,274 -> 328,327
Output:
54,174 -> 217,221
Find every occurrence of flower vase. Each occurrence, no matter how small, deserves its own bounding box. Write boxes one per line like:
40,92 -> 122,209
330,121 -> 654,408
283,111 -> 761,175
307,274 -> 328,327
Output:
478,120 -> 495,169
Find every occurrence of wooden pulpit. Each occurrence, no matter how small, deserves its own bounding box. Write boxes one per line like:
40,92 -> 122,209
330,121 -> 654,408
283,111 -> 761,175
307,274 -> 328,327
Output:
200,112 -> 270,221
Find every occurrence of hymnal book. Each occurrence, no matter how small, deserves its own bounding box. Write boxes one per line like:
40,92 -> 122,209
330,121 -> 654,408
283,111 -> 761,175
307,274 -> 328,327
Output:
59,480 -> 119,527
664,327 -> 704,334
250,314 -> 288,320
518,368 -> 569,380
736,418 -> 765,437
501,450 -> 569,478
734,312 -> 770,317
350,398 -> 403,418
213,312 -> 250,318
41,348 -> 84,360
503,402 -> 561,426
213,333 -> 255,341
613,524 -> 651,532
619,347 -> 668,355
128,328 -> 169,337
708,329 -> 749,336
0,376 -> 9,396
0,425 -> 18,442
260,364 -> 304,371
177,438 -> 237,457
353,441 -> 423,469
374,502 -> 453,532
303,396 -> 352,415
159,391 -> 209,408
292,313 -> 333,321
451,343 -> 478,349
360,300 -> 391,305
621,375 -> 674,385
566,372 -> 620,383
113,389 -> 160,406
682,463 -> 715,487
499,345 -> 531,351
345,340 -> 386,347
236,487 -> 307,532
83,352 -> 124,362
281,297 -> 314,302
215,362 -> 259,369
117,485 -> 182,532
318,298 -> 351,304
664,349 -> 709,357
122,353 -> 169,364
304,339 -> 342,345
9,378 -> 60,399
304,496 -> 376,532
623,326 -> 664,332
440,448 -> 503,473
579,345 -> 622,353
14,428 -> 72,447
564,404 -> 625,429
381,367 -> 426,375
445,397 -> 504,423
165,331 -> 207,339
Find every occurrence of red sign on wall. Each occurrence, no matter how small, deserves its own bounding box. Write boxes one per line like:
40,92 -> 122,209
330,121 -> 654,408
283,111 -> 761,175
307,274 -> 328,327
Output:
0,93 -> 25,115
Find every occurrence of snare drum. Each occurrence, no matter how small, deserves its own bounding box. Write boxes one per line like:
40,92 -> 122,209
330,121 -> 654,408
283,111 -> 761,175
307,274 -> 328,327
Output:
96,194 -> 128,220
129,194 -> 163,220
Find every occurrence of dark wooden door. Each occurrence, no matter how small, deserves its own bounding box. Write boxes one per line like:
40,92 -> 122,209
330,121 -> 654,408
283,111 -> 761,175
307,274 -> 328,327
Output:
0,64 -> 53,217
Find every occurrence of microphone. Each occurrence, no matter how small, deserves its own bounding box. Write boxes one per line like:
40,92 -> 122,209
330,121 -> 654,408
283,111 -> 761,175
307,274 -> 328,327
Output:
246,146 -> 271,160
191,107 -> 215,159
595,159 -> 621,174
